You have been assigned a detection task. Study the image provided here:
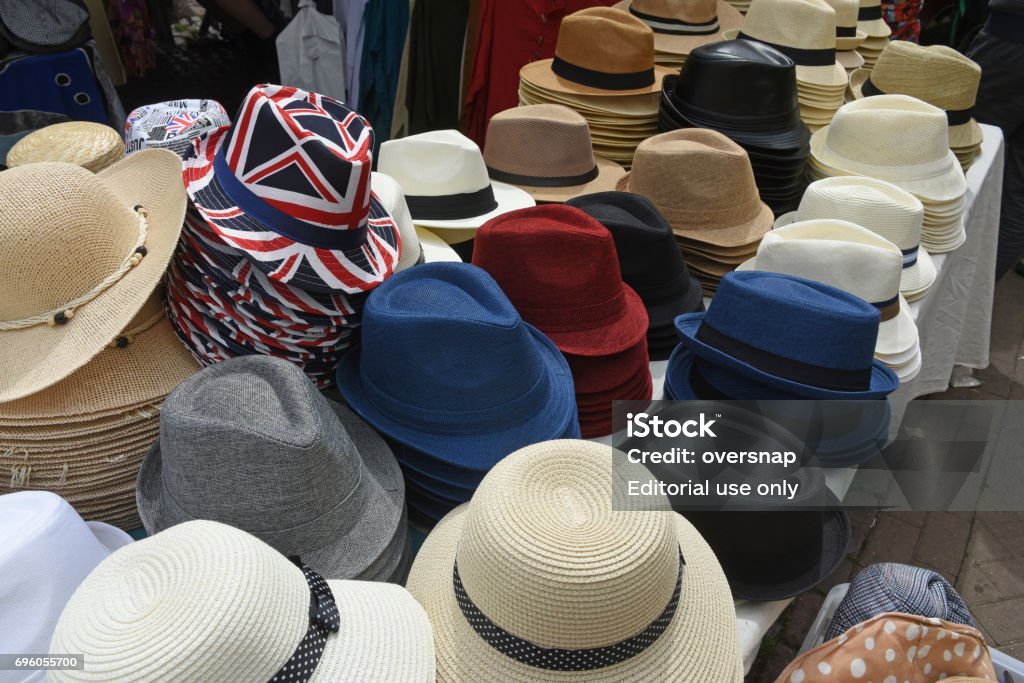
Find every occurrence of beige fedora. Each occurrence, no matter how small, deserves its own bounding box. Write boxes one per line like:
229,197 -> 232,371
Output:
5,122 -> 125,172
0,151 -> 186,402
857,0 -> 891,37
612,0 -> 744,56
406,439 -> 744,682
520,7 -> 675,97
848,41 -> 983,151
483,104 -> 625,203
823,0 -> 866,50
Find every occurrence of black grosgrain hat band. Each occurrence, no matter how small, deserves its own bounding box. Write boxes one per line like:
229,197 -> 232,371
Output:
860,78 -> 974,126
737,33 -> 836,66
836,25 -> 857,36
629,5 -> 720,34
268,559 -> 340,683
858,5 -> 882,20
486,164 -> 600,188
453,550 -> 685,671
552,55 -> 656,90
405,185 -> 498,221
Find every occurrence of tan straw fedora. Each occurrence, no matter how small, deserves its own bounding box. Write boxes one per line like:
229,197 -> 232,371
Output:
823,0 -> 866,50
857,0 -> 891,37
849,41 -> 983,150
520,7 -> 675,97
612,0 -> 744,57
0,150 -> 186,402
483,105 -> 625,203
406,439 -> 744,682
5,121 -> 125,172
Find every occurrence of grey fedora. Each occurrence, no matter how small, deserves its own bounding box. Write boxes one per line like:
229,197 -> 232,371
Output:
136,355 -> 405,580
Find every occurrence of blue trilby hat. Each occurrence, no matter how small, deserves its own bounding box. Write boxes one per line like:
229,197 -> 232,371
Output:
335,262 -> 579,476
674,271 -> 899,400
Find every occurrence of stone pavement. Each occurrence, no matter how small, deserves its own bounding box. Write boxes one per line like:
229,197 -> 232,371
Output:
746,272 -> 1024,682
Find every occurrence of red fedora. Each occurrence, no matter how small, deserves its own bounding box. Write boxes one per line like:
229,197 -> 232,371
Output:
472,205 -> 649,356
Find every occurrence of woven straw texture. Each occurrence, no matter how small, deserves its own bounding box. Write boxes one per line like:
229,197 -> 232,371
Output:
6,122 -> 125,172
612,0 -> 744,56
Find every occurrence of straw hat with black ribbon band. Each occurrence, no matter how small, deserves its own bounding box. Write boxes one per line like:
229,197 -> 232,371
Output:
612,0 -> 744,59
856,0 -> 890,38
5,121 -> 124,172
822,0 -> 866,69
0,151 -> 186,402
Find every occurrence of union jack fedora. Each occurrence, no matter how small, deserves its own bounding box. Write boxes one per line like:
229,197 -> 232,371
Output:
183,84 -> 400,295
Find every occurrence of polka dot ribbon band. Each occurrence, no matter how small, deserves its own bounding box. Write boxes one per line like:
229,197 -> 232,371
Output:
453,550 -> 685,671
269,559 -> 340,683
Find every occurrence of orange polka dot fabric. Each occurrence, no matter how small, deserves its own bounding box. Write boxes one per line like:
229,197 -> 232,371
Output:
776,613 -> 997,683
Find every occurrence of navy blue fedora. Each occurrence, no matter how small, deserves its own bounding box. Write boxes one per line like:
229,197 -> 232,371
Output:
674,271 -> 899,400
335,262 -> 579,477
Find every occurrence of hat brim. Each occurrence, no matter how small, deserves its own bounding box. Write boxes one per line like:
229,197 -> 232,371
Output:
411,181 -> 536,230
334,324 -> 580,471
135,400 -> 406,580
836,29 -> 867,52
415,226 -> 463,263
406,505 -> 745,682
722,31 -> 849,88
613,0 -> 745,55
544,285 -> 650,356
858,18 -> 891,38
0,149 -> 186,402
511,158 -> 626,204
836,48 -> 865,70
644,274 -> 707,330
520,58 -> 675,98
84,520 -> 134,553
675,312 -> 900,399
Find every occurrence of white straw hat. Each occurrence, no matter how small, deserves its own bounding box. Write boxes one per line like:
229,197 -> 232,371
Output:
737,219 -> 920,377
1,491 -> 131,682
406,439 -> 744,682
856,0 -> 891,38
822,0 -> 866,50
775,177 -> 936,298
49,520 -> 436,682
372,172 -> 423,271
378,130 -> 535,230
414,227 -> 462,263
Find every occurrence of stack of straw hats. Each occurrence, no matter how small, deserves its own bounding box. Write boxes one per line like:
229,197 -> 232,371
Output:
738,220 -> 922,381
612,0 -> 744,68
482,105 -> 625,203
618,129 -> 773,295
0,152 -> 193,529
5,121 -> 124,171
777,177 -> 936,302
138,356 -> 413,583
809,94 -> 968,253
335,263 -> 580,523
725,0 -> 849,129
406,439 -> 746,682
519,7 -> 674,168
124,99 -> 231,156
855,0 -> 890,68
473,206 -> 653,437
824,0 -> 867,72
849,41 -> 984,172
659,40 -> 811,215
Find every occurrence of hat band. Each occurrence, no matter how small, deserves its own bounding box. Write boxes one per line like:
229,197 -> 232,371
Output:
629,5 -> 720,35
405,185 -> 498,221
738,33 -> 836,67
837,25 -> 857,37
874,294 -> 900,322
858,5 -> 882,20
695,321 -> 873,391
551,56 -> 656,91
860,78 -> 975,126
486,164 -> 600,188
453,550 -> 684,671
212,148 -> 371,251
902,245 -> 919,268
268,559 -> 340,683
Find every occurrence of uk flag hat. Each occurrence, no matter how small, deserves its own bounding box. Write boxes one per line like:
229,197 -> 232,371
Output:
183,85 -> 400,295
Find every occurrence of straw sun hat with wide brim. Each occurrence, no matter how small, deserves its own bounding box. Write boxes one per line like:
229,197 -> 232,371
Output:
0,151 -> 186,402
612,0 -> 745,56
407,439 -> 744,682
5,121 -> 125,172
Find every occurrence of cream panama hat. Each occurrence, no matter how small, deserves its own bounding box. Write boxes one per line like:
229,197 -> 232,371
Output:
406,439 -> 744,682
49,520 -> 436,682
5,121 -> 124,172
0,151 -> 186,402
372,172 -> 423,271
856,0 -> 891,38
823,0 -> 866,50
737,219 -> 920,379
612,0 -> 745,57
775,177 -> 936,298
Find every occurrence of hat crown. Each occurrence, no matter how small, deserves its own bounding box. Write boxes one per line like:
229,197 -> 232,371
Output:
556,7 -> 656,75
824,95 -> 951,168
629,0 -> 718,24
870,42 -> 981,109
457,441 -> 681,649
741,0 -> 838,50
378,130 -> 490,197
822,0 -> 859,27
796,177 -> 924,250
0,163 -> 140,322
702,271 -> 880,372
50,520 -> 311,680
483,105 -> 598,180
371,172 -> 420,271
6,121 -> 124,171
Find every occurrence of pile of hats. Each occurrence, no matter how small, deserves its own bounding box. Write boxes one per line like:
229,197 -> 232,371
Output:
472,206 -> 652,437
659,39 -> 811,215
124,98 -> 231,156
518,7 -> 673,168
138,356 -> 413,583
5,121 -> 124,171
612,0 -> 743,68
568,192 -> 705,360
854,0 -> 891,69
167,84 -> 405,388
809,94 -> 968,253
619,129 -> 773,295
0,151 -> 195,529
335,263 -> 580,523
849,41 -> 984,172
725,0 -> 850,129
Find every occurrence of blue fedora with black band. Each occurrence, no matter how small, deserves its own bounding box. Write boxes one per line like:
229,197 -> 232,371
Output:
674,271 -> 899,400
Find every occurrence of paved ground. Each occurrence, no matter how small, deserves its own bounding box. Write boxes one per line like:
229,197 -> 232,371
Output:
747,272 -> 1024,681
